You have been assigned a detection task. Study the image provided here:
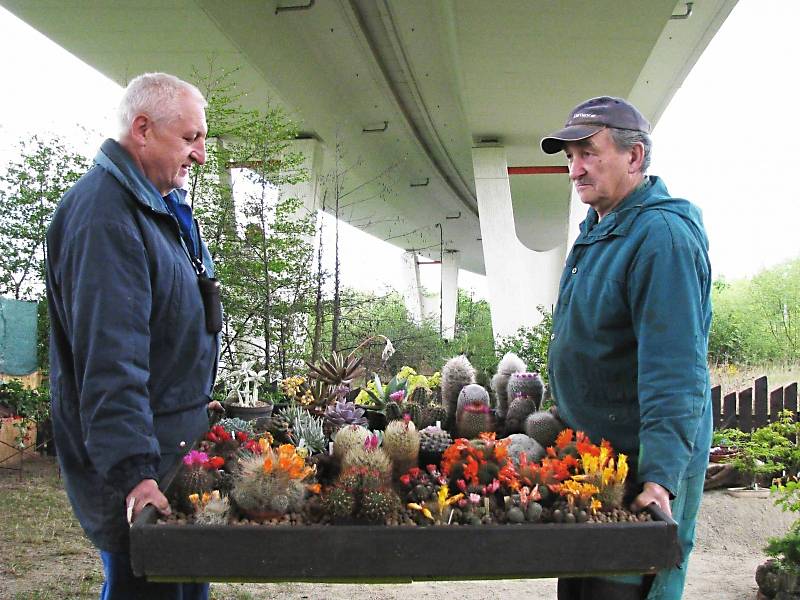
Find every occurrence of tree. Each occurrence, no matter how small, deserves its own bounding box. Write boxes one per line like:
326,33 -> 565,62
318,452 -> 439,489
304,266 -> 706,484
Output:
0,135 -> 87,300
495,305 -> 554,384
709,259 -> 800,365
187,63 -> 315,380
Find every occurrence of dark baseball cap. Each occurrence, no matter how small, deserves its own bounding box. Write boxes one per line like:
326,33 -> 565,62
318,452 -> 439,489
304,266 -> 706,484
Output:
540,96 -> 651,154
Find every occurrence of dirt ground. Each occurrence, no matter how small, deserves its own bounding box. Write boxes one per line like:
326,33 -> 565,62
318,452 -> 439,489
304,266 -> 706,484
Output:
0,455 -> 794,600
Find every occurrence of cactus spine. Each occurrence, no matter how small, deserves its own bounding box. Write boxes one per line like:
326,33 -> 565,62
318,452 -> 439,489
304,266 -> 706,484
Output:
504,395 -> 538,435
383,418 -> 420,478
456,402 -> 495,440
506,372 -> 544,411
333,424 -> 370,459
342,445 -> 392,480
441,355 -> 476,430
491,352 -> 526,418
524,410 -> 565,448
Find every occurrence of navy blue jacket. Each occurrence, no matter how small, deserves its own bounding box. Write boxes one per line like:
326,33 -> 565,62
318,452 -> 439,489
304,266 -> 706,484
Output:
548,176 -> 712,496
46,139 -> 218,551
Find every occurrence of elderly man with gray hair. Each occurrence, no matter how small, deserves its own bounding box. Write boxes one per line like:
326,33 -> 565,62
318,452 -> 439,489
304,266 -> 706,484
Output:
542,97 -> 712,600
47,72 -> 219,599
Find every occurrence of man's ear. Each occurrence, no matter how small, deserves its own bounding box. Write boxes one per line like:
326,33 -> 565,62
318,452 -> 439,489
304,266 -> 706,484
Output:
129,114 -> 151,146
628,142 -> 645,174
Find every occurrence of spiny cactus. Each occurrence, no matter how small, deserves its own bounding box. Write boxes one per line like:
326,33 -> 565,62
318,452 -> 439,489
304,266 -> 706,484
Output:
491,352 -> 526,418
383,418 -> 420,478
333,424 -> 371,459
441,355 -> 476,429
504,394 -> 538,435
420,403 -> 448,429
359,489 -> 401,523
503,433 -> 545,468
193,492 -> 230,526
322,465 -> 396,523
323,485 -> 356,521
408,386 -> 429,404
267,411 -> 292,444
456,383 -> 490,414
506,372 -> 544,411
419,425 -> 453,467
173,451 -> 220,513
230,444 -> 314,518
324,400 -> 367,431
456,402 -> 495,440
419,426 -> 452,453
342,436 -> 392,480
524,410 -> 565,448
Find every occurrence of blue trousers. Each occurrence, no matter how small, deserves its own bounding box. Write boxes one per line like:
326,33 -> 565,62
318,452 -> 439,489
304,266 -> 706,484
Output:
558,470 -> 706,600
99,551 -> 209,600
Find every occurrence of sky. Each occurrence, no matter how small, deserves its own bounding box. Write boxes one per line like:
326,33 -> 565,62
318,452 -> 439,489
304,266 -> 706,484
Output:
0,0 -> 797,296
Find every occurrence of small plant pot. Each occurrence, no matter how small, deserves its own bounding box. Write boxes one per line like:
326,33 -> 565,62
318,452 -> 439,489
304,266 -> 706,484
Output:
709,446 -> 740,463
223,402 -> 273,421
725,486 -> 771,499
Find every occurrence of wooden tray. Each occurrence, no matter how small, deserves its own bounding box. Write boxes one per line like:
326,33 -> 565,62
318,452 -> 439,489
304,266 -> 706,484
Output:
131,487 -> 680,582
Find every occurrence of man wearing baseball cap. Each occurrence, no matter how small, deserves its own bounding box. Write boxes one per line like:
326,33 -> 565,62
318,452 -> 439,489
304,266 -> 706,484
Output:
542,97 -> 712,600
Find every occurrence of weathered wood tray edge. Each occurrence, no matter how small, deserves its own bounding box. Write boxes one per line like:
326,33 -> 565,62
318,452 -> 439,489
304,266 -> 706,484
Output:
131,502 -> 680,582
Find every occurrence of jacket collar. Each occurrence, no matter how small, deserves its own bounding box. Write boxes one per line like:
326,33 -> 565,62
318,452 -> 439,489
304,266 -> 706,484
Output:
575,176 -> 657,244
94,139 -> 187,213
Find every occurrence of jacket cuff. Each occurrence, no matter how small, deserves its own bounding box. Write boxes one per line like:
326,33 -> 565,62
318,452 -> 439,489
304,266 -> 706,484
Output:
107,454 -> 159,496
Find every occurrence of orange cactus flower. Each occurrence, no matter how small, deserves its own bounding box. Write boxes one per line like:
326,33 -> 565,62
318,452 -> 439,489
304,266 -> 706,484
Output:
555,428 -> 574,449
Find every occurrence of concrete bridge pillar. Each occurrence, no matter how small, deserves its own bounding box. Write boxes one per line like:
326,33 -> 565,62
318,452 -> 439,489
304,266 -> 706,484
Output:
441,251 -> 459,340
471,146 -> 563,338
401,250 -> 424,324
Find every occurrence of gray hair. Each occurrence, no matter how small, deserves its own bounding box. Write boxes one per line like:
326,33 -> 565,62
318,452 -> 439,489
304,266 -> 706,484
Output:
117,72 -> 206,138
608,127 -> 652,174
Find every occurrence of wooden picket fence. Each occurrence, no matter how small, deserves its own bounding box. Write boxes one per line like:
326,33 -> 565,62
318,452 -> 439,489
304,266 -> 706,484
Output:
711,376 -> 799,431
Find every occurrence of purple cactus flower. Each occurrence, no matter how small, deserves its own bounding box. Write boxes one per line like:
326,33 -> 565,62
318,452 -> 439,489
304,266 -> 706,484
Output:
389,390 -> 405,402
364,434 -> 379,451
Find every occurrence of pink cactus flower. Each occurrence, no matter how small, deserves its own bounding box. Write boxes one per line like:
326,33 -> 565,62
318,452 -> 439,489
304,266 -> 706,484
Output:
182,450 -> 209,466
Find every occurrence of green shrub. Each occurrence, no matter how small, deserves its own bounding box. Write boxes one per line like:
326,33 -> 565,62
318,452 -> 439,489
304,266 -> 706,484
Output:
0,380 -> 49,422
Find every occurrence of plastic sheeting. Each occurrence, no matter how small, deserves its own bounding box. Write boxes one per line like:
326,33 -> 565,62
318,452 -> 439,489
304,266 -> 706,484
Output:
0,297 -> 38,375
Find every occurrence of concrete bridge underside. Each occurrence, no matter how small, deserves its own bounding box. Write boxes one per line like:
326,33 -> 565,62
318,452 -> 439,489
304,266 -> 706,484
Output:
2,0 -> 737,337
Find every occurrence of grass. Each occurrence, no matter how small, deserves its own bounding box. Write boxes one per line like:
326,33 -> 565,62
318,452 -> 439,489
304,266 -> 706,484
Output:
0,456 -> 103,598
710,362 -> 800,394
0,457 -> 316,599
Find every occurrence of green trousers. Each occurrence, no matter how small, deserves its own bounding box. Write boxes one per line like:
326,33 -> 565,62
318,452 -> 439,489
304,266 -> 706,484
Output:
558,470 -> 705,600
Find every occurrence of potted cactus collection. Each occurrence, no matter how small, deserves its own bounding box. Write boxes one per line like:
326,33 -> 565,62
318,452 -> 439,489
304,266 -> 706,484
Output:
130,350 -> 679,581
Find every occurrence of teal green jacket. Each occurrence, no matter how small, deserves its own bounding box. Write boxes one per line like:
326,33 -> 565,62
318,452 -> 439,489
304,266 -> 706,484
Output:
548,176 -> 712,495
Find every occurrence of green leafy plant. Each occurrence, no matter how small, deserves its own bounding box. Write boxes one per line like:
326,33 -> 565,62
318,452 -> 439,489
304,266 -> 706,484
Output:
719,412 -> 800,489
768,481 -> 800,574
0,380 -> 49,422
495,305 -> 553,386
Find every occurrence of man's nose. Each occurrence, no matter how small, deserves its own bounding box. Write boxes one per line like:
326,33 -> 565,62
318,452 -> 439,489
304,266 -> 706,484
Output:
191,141 -> 206,166
569,157 -> 585,180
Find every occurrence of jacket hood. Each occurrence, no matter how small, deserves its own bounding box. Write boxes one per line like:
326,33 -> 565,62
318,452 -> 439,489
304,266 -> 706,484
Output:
579,175 -> 709,249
